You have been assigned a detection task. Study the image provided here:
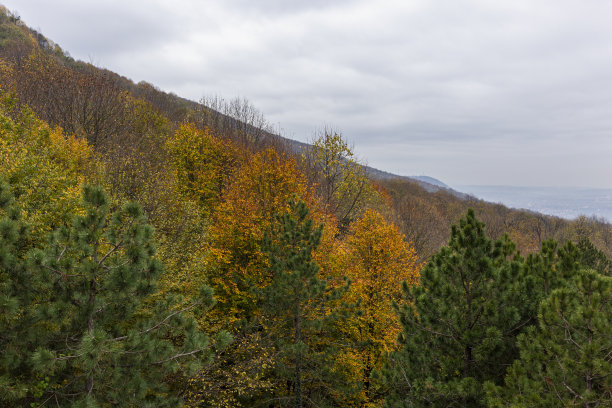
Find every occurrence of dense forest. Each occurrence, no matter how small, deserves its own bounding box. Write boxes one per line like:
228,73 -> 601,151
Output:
0,7 -> 611,407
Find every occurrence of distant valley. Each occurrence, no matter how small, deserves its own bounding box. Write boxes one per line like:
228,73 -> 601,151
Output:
459,185 -> 612,222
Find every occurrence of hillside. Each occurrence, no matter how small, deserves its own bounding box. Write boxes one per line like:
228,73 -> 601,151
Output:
1,7 -> 612,407
1,7 -> 610,261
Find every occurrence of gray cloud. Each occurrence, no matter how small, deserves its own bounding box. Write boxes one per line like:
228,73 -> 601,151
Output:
4,0 -> 612,187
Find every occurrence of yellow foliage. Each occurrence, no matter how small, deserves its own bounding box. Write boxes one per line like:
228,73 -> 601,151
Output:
306,131 -> 382,229
183,332 -> 276,408
340,209 -> 420,404
0,93 -> 94,242
206,148 -> 313,324
165,123 -> 239,213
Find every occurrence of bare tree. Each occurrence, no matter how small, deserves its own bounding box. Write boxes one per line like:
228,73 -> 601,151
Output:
193,95 -> 273,148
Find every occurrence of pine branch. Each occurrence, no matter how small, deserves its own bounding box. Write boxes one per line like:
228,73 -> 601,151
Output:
109,300 -> 202,342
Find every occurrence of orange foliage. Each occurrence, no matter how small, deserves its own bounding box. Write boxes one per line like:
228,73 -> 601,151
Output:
340,209 -> 420,404
206,148 -> 314,324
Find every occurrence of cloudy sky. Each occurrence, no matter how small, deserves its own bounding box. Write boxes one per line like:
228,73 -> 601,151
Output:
5,0 -> 612,188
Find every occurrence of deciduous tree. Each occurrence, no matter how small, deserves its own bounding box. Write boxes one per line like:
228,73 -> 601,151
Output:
304,131 -> 379,231
165,123 -> 239,213
206,148 -> 311,324
341,209 -> 420,405
0,92 -> 94,244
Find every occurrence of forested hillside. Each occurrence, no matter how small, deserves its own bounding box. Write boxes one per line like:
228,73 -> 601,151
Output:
1,8 -> 611,407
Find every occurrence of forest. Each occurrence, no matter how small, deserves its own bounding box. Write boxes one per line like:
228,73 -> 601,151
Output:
0,7 -> 611,407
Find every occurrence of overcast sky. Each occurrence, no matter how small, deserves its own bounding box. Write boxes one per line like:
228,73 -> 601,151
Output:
4,0 -> 612,188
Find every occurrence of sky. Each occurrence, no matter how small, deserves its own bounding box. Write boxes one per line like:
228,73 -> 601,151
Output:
4,0 -> 612,188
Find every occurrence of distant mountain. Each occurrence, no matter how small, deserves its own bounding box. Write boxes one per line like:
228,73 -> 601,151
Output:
277,136 -> 467,197
405,176 -> 469,199
360,166 -> 469,199
410,176 -> 449,189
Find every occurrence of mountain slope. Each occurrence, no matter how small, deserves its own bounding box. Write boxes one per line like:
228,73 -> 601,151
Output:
0,8 -> 610,260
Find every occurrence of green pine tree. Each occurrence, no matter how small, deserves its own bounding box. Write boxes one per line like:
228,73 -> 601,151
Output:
383,209 -> 526,408
0,182 -> 41,403
486,269 -> 612,407
1,185 -> 225,407
576,238 -> 611,276
259,199 -> 353,408
518,239 -> 570,329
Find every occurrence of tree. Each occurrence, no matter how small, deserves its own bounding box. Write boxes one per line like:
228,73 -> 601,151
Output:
206,148 -> 311,324
7,50 -> 128,148
486,269 -> 612,407
392,187 -> 449,260
183,149 -> 319,406
165,123 -> 239,213
0,182 -> 36,403
260,200 -> 353,407
1,185 -> 222,406
193,95 -> 273,148
0,91 -> 93,244
383,209 -> 525,408
341,209 -> 420,405
303,131 -> 379,231
99,95 -> 170,204
183,330 -> 276,408
576,237 -> 611,276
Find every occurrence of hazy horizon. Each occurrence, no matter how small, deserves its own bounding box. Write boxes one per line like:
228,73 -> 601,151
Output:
458,184 -> 612,222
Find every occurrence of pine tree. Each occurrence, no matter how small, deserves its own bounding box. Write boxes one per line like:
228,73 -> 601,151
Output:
383,209 -> 526,408
259,199 -> 353,407
1,185 -> 223,406
576,237 -> 611,276
0,182 -> 40,403
486,269 -> 612,407
517,238 -> 609,337
518,240 -> 568,329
